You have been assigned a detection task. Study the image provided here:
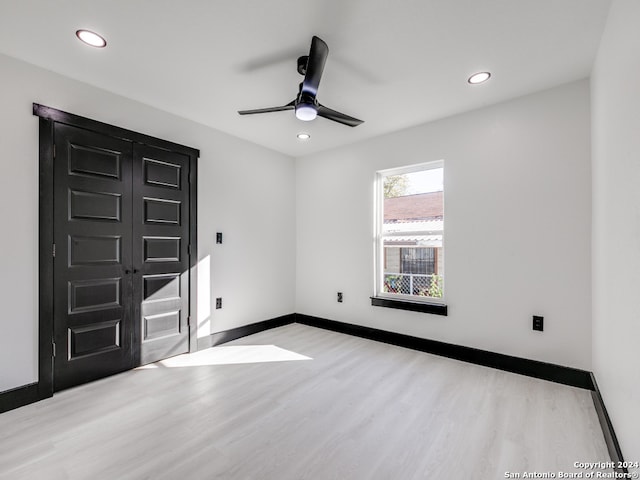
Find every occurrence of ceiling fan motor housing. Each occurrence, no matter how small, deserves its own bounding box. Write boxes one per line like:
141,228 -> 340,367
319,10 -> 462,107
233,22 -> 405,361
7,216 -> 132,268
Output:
297,55 -> 309,75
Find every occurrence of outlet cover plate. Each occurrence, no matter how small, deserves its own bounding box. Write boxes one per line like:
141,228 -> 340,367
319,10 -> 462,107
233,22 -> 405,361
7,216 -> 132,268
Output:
533,315 -> 544,331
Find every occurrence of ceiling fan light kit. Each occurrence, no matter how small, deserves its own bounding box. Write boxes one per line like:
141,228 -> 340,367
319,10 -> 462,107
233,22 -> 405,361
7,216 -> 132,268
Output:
295,102 -> 317,121
238,36 -> 364,127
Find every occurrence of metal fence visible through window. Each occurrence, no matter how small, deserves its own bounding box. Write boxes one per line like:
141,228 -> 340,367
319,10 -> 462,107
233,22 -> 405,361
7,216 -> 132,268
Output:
383,273 -> 442,297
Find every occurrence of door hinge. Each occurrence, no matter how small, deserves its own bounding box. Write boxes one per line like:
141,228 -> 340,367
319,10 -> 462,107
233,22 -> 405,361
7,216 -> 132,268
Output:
188,244 -> 192,256
53,144 -> 56,159
52,243 -> 56,258
52,342 -> 56,358
187,316 -> 191,326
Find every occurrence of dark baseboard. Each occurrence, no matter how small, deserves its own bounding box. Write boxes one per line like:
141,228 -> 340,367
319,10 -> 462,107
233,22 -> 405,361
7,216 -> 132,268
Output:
0,383 -> 41,414
197,314 -> 296,350
295,314 -> 594,390
590,374 -> 627,474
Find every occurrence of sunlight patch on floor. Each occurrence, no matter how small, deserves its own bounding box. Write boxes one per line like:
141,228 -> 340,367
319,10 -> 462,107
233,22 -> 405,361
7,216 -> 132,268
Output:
137,344 -> 313,369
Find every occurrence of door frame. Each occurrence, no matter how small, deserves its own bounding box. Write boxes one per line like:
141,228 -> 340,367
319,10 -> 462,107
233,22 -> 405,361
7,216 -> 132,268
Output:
35,103 -> 199,399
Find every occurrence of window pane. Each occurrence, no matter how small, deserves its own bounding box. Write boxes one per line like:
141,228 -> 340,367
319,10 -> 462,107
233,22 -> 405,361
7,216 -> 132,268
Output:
380,165 -> 444,300
400,247 -> 435,275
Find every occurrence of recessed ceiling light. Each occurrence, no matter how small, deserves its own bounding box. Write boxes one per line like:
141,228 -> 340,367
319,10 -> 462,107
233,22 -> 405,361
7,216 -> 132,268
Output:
76,29 -> 107,48
468,72 -> 491,84
297,132 -> 311,140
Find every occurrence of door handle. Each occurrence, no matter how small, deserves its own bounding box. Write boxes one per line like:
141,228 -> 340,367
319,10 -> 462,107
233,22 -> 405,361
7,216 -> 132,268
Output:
125,269 -> 131,274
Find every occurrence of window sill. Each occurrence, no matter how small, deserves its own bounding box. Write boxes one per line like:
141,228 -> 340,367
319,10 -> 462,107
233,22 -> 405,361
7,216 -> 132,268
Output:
370,297 -> 448,316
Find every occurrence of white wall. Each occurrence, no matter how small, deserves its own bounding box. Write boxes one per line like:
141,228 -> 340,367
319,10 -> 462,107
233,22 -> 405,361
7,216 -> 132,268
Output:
296,80 -> 592,370
0,53 -> 296,392
592,0 -> 640,463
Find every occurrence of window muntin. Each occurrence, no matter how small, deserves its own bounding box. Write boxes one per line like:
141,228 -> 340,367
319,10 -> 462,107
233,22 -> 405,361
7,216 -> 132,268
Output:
376,162 -> 444,303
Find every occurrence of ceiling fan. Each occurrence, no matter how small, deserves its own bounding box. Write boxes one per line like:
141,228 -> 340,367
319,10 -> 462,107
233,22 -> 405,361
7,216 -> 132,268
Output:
238,36 -> 364,127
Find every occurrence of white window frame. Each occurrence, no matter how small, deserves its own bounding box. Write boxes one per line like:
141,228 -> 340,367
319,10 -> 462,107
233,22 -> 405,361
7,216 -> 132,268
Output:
374,160 -> 445,304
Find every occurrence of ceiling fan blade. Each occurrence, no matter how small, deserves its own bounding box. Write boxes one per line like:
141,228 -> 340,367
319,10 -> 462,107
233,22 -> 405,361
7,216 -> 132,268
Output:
238,101 -> 295,115
317,104 -> 364,127
240,48 -> 301,73
301,36 -> 329,97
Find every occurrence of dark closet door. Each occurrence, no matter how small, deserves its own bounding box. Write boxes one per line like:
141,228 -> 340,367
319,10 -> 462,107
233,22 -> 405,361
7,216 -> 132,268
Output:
133,144 -> 190,365
53,124 -> 134,391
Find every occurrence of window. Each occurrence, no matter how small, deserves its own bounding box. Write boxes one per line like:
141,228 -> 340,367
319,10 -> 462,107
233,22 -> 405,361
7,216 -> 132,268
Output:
375,161 -> 445,306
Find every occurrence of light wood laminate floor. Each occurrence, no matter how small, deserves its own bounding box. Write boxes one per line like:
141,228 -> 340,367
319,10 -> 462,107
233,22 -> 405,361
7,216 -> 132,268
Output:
0,324 -> 611,479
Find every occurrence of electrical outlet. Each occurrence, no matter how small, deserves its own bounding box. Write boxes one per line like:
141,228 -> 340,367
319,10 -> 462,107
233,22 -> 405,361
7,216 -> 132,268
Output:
533,315 -> 544,331
216,297 -> 222,309
337,292 -> 343,303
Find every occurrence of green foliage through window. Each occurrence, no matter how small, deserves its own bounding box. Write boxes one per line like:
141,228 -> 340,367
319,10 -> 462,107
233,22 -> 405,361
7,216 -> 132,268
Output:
427,274 -> 443,298
383,175 -> 408,198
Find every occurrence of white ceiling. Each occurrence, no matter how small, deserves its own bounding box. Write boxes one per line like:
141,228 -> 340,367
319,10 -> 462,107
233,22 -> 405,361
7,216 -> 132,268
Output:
0,0 -> 612,157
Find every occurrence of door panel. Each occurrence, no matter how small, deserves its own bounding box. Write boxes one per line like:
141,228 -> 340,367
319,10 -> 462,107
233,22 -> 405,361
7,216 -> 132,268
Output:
53,124 -> 134,391
69,190 -> 122,221
69,235 -> 122,266
144,197 -> 181,224
68,277 -> 122,313
143,236 -> 181,262
133,144 -> 190,365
